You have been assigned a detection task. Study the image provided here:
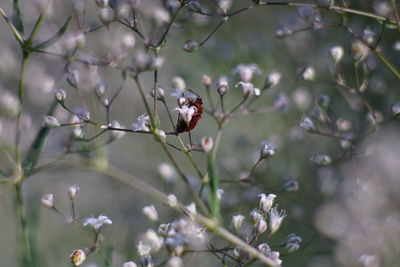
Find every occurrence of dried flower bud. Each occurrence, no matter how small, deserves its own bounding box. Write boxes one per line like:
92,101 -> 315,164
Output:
201,136 -> 213,152
300,66 -> 316,81
43,115 -> 60,128
330,46 -> 344,63
123,261 -> 138,267
260,141 -> 277,159
68,184 -> 80,200
55,89 -> 67,102
143,205 -> 158,222
202,75 -> 212,87
41,193 -> 54,208
232,215 -> 245,232
183,40 -> 199,53
70,249 -> 86,266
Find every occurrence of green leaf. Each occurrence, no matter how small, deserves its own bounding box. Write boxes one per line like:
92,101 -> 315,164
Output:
12,0 -> 24,35
22,101 -> 58,175
34,16 -> 72,49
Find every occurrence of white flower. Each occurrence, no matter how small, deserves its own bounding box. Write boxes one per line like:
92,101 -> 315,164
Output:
235,82 -> 258,97
123,261 -> 138,267
143,205 -> 158,222
55,88 -> 67,102
43,115 -> 60,128
68,184 -> 80,200
111,120 -> 126,140
330,46 -> 344,63
232,215 -> 245,232
70,249 -> 86,266
83,215 -> 112,231
132,114 -> 150,132
358,254 -> 380,267
264,72 -> 282,89
137,240 -> 152,256
175,105 -> 197,125
257,243 -> 271,255
258,193 -> 276,212
144,229 -> 164,252
260,141 -> 277,159
166,194 -> 178,207
41,193 -> 54,208
268,251 -> 282,265
268,206 -> 286,234
301,66 -> 316,81
232,64 -> 261,82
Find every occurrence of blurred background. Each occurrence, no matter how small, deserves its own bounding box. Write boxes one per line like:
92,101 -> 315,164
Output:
1,0 -> 400,266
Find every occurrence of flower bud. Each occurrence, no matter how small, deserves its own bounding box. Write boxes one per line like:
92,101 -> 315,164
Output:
99,7 -> 115,24
41,193 -> 54,208
150,86 -> 165,101
391,102 -> 400,116
260,141 -> 277,159
143,205 -> 158,222
70,249 -> 86,266
300,66 -> 316,81
201,137 -> 213,152
250,209 -> 263,224
255,219 -> 268,234
55,89 -> 67,102
330,46 -> 344,63
299,116 -> 316,133
282,179 -> 300,192
68,184 -> 80,200
352,40 -> 369,61
183,40 -> 198,53
217,77 -> 229,96
202,75 -> 212,87
154,129 -> 166,143
171,76 -> 186,91
43,115 -> 61,128
286,242 -> 300,253
166,194 -> 178,207
264,72 -> 281,89
232,215 -> 245,232
257,243 -> 271,255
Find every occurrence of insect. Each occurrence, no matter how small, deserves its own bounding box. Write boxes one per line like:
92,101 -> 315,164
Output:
175,95 -> 203,134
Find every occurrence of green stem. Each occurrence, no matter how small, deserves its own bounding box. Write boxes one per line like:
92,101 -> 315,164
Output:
15,183 -> 33,266
375,51 -> 400,79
